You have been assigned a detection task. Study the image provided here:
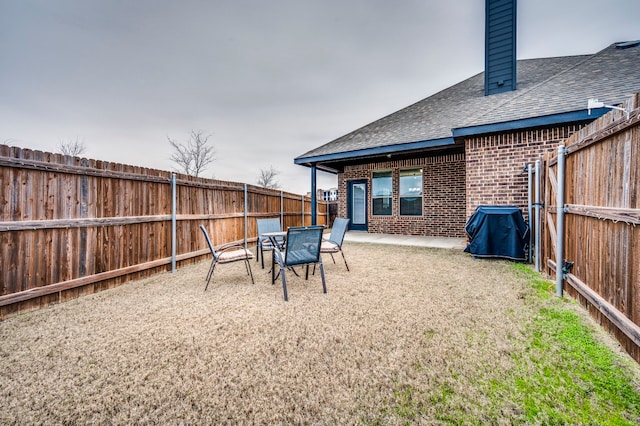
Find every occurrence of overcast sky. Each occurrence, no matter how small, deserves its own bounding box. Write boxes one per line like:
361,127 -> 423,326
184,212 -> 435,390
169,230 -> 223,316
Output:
1,1 -> 639,194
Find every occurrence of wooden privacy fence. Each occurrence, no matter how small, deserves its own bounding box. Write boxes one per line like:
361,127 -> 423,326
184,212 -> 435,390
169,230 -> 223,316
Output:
542,94 -> 640,362
0,145 -> 335,319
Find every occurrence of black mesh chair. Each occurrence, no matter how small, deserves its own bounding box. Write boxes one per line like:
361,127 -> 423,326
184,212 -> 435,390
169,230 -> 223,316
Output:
200,225 -> 254,291
320,217 -> 350,271
256,218 -> 284,269
271,226 -> 326,301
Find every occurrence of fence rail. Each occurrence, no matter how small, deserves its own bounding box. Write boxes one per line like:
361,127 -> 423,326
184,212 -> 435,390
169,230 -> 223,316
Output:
0,145 -> 336,319
542,94 -> 640,362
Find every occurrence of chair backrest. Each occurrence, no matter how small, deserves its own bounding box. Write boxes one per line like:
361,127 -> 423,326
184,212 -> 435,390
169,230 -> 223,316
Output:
199,225 -> 218,259
257,218 -> 282,238
328,218 -> 350,246
284,226 -> 324,266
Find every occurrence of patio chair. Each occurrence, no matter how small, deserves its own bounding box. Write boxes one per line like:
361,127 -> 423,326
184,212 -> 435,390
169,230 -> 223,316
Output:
320,217 -> 350,271
200,224 -> 254,291
272,226 -> 326,301
256,218 -> 284,269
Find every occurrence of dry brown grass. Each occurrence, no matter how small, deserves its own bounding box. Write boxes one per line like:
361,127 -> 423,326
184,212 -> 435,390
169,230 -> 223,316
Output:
0,243 -> 591,424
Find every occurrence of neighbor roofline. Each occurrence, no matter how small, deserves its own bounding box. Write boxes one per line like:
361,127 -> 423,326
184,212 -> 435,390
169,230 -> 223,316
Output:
295,137 -> 456,168
452,108 -> 609,137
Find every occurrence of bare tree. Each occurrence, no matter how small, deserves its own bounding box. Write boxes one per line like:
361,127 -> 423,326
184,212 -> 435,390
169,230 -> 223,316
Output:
168,130 -> 215,177
257,166 -> 281,189
58,137 -> 86,156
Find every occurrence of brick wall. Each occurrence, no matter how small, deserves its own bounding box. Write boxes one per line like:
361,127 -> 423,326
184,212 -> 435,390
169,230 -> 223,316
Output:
335,125 -> 585,237
338,153 -> 466,237
465,126 -> 582,220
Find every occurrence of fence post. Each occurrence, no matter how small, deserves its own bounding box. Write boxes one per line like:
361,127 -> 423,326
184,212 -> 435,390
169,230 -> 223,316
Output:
534,160 -> 542,272
301,195 -> 305,226
280,191 -> 284,228
556,145 -> 566,297
244,184 -> 248,250
527,163 -> 533,263
171,173 -> 177,272
326,201 -> 330,227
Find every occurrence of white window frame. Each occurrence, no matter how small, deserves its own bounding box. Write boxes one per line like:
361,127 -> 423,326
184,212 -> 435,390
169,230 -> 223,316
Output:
371,170 -> 393,216
399,168 -> 423,217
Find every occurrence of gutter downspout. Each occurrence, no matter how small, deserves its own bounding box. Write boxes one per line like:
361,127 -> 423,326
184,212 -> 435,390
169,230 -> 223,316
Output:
527,163 -> 533,263
556,145 -> 566,297
534,160 -> 541,272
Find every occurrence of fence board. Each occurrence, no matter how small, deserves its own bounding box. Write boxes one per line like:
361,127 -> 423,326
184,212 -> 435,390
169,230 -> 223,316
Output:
0,144 -> 336,318
543,95 -> 640,362
549,259 -> 640,348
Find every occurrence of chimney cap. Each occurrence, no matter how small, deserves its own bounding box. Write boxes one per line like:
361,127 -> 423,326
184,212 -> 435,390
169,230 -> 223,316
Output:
615,40 -> 640,49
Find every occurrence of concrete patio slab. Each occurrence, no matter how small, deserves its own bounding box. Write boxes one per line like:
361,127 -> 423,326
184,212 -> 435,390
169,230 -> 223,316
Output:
342,231 -> 466,250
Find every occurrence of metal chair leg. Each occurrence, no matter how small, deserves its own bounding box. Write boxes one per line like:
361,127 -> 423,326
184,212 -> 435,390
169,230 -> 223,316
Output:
281,267 -> 288,301
205,261 -> 218,291
319,262 -> 327,294
245,258 -> 255,284
340,250 -> 349,271
205,260 -> 215,283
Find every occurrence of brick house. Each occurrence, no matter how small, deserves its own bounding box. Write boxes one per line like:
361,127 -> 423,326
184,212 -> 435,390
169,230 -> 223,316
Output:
295,0 -> 640,237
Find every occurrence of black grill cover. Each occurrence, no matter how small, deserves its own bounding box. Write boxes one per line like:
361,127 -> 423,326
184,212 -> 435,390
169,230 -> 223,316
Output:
464,206 -> 530,260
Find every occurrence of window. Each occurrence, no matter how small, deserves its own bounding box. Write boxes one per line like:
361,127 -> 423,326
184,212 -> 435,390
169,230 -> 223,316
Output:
372,170 -> 392,215
399,168 -> 423,216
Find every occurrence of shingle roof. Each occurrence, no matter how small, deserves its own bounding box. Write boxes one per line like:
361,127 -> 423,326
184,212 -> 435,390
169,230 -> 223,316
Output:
296,42 -> 640,165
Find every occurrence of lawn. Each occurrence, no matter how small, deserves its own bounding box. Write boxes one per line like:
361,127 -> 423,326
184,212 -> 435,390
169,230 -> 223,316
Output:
1,242 -> 639,424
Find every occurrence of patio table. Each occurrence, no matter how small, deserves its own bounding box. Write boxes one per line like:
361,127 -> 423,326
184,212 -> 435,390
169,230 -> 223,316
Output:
263,227 -> 326,283
262,231 -> 289,283
262,231 -> 287,251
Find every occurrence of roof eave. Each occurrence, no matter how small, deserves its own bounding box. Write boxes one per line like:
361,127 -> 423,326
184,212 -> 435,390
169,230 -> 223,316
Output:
295,137 -> 456,170
295,108 -> 610,173
452,108 -> 609,137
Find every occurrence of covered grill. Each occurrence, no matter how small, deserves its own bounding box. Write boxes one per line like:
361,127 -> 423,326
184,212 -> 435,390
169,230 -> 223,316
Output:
464,206 -> 530,261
